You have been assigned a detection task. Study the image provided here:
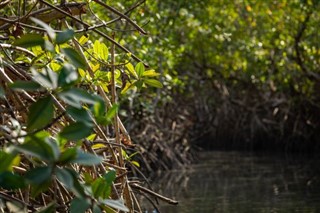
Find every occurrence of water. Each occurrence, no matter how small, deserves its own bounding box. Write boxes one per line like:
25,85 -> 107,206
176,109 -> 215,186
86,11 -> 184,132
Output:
140,151 -> 320,213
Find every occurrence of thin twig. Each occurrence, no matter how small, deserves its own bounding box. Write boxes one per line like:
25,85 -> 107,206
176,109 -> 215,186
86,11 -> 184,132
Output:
38,0 -> 146,65
92,0 -> 147,35
131,183 -> 178,205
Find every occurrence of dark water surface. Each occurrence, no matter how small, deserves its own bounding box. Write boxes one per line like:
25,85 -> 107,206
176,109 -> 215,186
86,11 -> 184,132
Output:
141,151 -> 320,213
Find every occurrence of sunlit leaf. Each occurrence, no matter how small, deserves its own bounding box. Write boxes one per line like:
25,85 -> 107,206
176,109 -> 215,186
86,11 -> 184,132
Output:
131,161 -> 140,167
78,35 -> 89,45
92,143 -> 106,149
92,98 -> 106,118
135,62 -> 145,78
144,79 -> 163,88
94,40 -> 109,61
120,81 -> 135,94
142,70 -> 160,77
0,152 -> 20,172
125,62 -> 138,79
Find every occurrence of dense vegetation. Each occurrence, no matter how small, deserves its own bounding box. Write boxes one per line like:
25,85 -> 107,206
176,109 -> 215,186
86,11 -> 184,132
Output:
129,0 -> 320,152
0,0 -> 176,212
1,0 -> 320,212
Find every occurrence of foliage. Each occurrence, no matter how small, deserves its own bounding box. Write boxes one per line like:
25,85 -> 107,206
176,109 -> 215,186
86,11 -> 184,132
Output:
125,0 -> 320,150
0,0 -> 171,212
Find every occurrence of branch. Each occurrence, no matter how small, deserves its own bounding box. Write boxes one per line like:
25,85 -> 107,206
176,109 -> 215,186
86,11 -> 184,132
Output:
0,44 -> 35,57
0,2 -> 87,29
0,0 -> 11,9
131,183 -> 179,205
39,0 -> 146,65
92,0 -> 147,35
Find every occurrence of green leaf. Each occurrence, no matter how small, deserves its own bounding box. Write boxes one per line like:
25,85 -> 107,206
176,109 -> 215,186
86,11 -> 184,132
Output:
106,104 -> 119,120
27,96 -> 54,131
93,204 -> 102,213
60,122 -> 93,141
142,69 -> 160,77
37,202 -> 56,213
135,62 -> 145,78
91,171 -> 115,199
131,161 -> 140,167
103,170 -> 116,185
92,97 -> 106,117
58,88 -> 98,109
144,79 -> 163,88
31,68 -> 57,89
120,81 -> 136,94
66,106 -> 93,126
56,29 -> 74,44
46,138 -> 60,161
69,170 -> 86,198
71,150 -> 103,166
30,181 -> 51,198
0,172 -> 26,189
92,178 -> 110,199
25,166 -> 52,185
14,34 -> 45,48
134,80 -> 143,90
14,132 -> 57,162
70,197 -> 90,213
56,168 -> 74,189
94,40 -> 109,61
0,151 -> 20,172
78,35 -> 89,45
62,48 -> 87,69
125,63 -> 138,79
9,81 -> 42,91
100,199 -> 129,212
58,64 -> 78,87
58,148 -> 77,165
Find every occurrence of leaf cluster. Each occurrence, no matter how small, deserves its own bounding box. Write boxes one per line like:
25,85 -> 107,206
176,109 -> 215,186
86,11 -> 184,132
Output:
0,1 -> 166,212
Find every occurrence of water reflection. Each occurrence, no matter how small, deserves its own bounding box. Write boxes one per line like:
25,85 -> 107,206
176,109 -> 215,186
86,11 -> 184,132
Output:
141,151 -> 320,213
